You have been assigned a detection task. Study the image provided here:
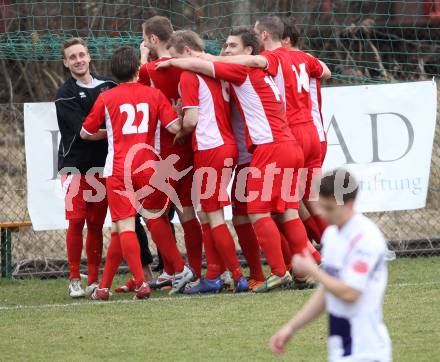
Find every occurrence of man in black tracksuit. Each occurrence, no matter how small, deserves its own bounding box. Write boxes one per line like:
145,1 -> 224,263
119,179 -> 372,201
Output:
56,38 -> 153,298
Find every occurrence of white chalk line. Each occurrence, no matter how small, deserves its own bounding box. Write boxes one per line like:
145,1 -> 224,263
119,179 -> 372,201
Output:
0,280 -> 439,312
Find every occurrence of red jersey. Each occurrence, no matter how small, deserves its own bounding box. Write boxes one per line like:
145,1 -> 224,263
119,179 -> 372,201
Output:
310,77 -> 326,141
287,50 -> 323,125
82,82 -> 178,177
138,57 -> 190,153
261,47 -> 300,123
180,71 -> 235,151
212,62 -> 293,151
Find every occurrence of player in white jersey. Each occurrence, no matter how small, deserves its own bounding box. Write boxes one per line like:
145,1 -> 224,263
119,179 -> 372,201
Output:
270,169 -> 392,362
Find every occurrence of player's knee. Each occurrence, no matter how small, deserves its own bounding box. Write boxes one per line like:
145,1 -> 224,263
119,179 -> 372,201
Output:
206,209 -> 225,228
145,215 -> 167,231
69,218 -> 85,230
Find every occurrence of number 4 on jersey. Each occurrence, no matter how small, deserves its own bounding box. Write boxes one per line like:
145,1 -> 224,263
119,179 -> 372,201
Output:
121,103 -> 149,134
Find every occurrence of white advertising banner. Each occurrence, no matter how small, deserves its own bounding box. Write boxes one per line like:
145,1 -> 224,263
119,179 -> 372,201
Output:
23,103 -> 112,230
321,80 -> 437,212
24,80 -> 437,230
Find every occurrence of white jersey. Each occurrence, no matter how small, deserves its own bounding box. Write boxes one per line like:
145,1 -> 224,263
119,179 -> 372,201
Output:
321,213 -> 392,362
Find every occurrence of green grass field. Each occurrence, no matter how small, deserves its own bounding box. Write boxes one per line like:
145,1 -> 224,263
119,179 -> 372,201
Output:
1,257 -> 439,362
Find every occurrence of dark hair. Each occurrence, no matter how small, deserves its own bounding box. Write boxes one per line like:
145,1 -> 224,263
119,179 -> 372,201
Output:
142,16 -> 173,42
167,30 -> 204,53
110,46 -> 139,83
61,37 -> 88,58
320,169 -> 359,203
256,15 -> 284,41
282,17 -> 301,47
229,27 -> 260,55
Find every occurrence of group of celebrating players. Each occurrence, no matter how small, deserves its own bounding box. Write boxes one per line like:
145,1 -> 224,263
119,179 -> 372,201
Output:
56,14 -> 331,300
56,16 -> 395,361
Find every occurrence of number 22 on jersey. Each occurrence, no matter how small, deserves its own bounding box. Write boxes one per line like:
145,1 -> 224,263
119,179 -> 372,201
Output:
120,103 -> 149,135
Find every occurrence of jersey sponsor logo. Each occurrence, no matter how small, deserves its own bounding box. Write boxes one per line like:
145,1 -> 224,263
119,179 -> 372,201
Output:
352,260 -> 369,274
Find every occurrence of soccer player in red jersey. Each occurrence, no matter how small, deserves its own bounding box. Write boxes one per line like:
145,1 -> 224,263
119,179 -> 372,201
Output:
80,46 -> 194,299
165,30 -> 248,293
221,29 -> 267,290
157,30 -> 303,292
281,16 -> 330,246
137,16 -> 204,287
254,16 -> 329,272
201,20 -> 327,279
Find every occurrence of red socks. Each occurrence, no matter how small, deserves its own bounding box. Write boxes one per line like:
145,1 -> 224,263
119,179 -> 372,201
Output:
280,218 -> 308,256
147,217 -> 185,274
119,231 -> 145,287
210,224 -> 243,282
253,217 -> 286,277
312,215 -> 328,241
233,223 -> 265,281
182,218 -> 203,278
280,232 -> 293,270
307,241 -> 322,265
85,222 -> 103,285
66,219 -> 85,280
202,223 -> 223,279
303,215 -> 328,244
303,217 -> 321,244
66,219 -> 104,284
100,232 -> 123,289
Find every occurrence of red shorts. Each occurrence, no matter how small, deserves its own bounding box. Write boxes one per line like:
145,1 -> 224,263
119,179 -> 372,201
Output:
246,141 -> 304,214
61,174 -> 108,224
193,144 -> 238,213
320,140 -> 327,166
231,163 -> 250,216
290,123 -> 322,200
161,144 -> 194,208
106,172 -> 168,222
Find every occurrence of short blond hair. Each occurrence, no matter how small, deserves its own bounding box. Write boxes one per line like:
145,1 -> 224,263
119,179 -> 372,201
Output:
167,30 -> 204,53
142,16 -> 173,41
61,37 -> 88,59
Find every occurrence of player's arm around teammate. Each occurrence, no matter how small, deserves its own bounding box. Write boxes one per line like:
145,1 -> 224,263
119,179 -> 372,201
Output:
220,29 -> 266,290
158,29 -> 302,293
206,18 -> 325,283
80,46 -> 194,299
280,16 -> 331,246
139,17 -> 205,288
164,30 -> 249,293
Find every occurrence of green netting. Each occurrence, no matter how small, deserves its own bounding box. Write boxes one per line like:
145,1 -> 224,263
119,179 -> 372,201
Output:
0,1 -> 439,83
